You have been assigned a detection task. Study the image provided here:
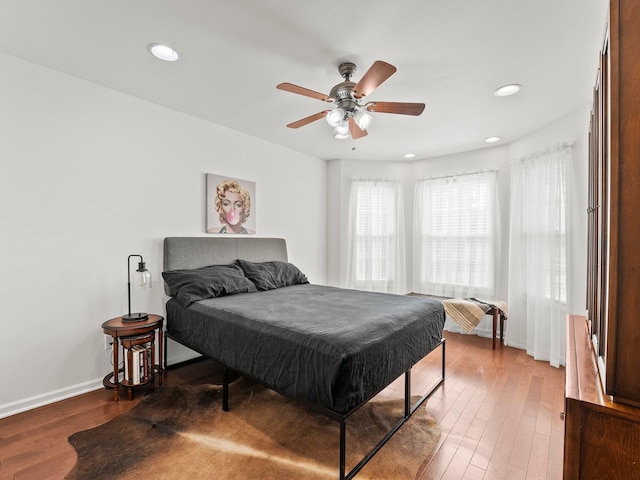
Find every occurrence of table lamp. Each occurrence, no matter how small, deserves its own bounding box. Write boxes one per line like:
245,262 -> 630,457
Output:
122,254 -> 151,323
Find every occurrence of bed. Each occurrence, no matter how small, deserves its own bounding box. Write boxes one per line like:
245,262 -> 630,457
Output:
162,236 -> 445,479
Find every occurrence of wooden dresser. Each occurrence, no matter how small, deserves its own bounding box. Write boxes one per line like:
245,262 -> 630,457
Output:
564,315 -> 640,479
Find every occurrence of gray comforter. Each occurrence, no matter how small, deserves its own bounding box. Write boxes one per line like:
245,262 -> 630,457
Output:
166,284 -> 445,414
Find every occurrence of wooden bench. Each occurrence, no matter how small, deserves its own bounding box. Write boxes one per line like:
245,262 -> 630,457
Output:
408,293 -> 507,349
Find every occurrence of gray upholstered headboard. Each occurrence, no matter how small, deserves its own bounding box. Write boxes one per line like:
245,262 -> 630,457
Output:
163,237 -> 288,295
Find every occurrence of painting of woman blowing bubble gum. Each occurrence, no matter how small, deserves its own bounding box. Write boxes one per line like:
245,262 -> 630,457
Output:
206,174 -> 256,234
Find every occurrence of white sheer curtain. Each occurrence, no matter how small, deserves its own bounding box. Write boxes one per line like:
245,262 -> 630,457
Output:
414,170 -> 500,299
346,180 -> 406,294
507,143 -> 572,367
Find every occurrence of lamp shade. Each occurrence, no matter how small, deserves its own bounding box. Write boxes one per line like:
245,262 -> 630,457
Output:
354,108 -> 373,130
326,108 -> 345,127
334,120 -> 349,139
334,131 -> 349,140
134,262 -> 152,287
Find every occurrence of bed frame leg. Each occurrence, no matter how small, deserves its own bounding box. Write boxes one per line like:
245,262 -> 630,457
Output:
163,333 -> 168,373
223,368 -> 229,412
339,421 -> 346,480
404,370 -> 411,417
442,338 -> 446,379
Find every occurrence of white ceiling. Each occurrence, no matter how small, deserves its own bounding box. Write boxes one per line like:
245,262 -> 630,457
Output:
0,0 -> 607,161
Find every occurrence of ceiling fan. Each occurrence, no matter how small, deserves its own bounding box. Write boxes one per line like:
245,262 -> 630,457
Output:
276,60 -> 425,140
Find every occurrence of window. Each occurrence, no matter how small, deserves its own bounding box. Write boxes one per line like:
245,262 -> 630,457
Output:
346,180 -> 406,293
414,171 -> 498,297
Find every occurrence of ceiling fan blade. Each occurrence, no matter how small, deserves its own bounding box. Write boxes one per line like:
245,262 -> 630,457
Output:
286,111 -> 330,129
353,61 -> 397,99
277,83 -> 332,102
366,102 -> 426,116
349,118 -> 368,139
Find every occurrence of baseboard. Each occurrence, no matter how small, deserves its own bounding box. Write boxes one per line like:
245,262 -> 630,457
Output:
444,325 -> 496,339
0,350 -> 202,419
0,378 -> 104,419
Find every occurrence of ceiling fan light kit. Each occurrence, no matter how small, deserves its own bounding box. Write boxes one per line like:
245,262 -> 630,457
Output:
277,60 -> 425,141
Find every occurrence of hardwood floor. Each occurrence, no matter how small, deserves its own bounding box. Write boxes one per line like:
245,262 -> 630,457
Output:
0,331 -> 565,479
406,332 -> 565,480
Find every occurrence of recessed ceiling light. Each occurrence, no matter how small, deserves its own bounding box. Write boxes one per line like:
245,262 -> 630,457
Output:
403,153 -> 416,159
148,43 -> 180,62
484,136 -> 502,143
493,84 -> 521,97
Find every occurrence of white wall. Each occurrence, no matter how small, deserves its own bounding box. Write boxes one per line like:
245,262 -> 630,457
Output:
0,52 -> 327,417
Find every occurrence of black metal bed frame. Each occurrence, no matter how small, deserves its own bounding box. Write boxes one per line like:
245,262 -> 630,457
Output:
166,335 -> 446,480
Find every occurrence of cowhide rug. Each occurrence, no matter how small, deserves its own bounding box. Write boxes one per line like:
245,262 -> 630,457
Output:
67,378 -> 440,479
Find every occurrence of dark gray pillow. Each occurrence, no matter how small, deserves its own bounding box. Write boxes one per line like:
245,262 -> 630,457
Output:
236,259 -> 309,291
162,263 -> 257,307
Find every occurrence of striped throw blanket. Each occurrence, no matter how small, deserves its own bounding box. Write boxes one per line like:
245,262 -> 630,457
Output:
442,298 -> 508,333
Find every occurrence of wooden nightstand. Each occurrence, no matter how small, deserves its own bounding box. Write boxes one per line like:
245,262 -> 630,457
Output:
102,314 -> 164,401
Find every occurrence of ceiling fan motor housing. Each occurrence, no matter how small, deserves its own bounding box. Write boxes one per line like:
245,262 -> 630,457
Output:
330,81 -> 357,115
331,62 -> 359,116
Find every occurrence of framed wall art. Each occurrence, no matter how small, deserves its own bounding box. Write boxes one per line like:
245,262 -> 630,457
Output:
206,174 -> 256,234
